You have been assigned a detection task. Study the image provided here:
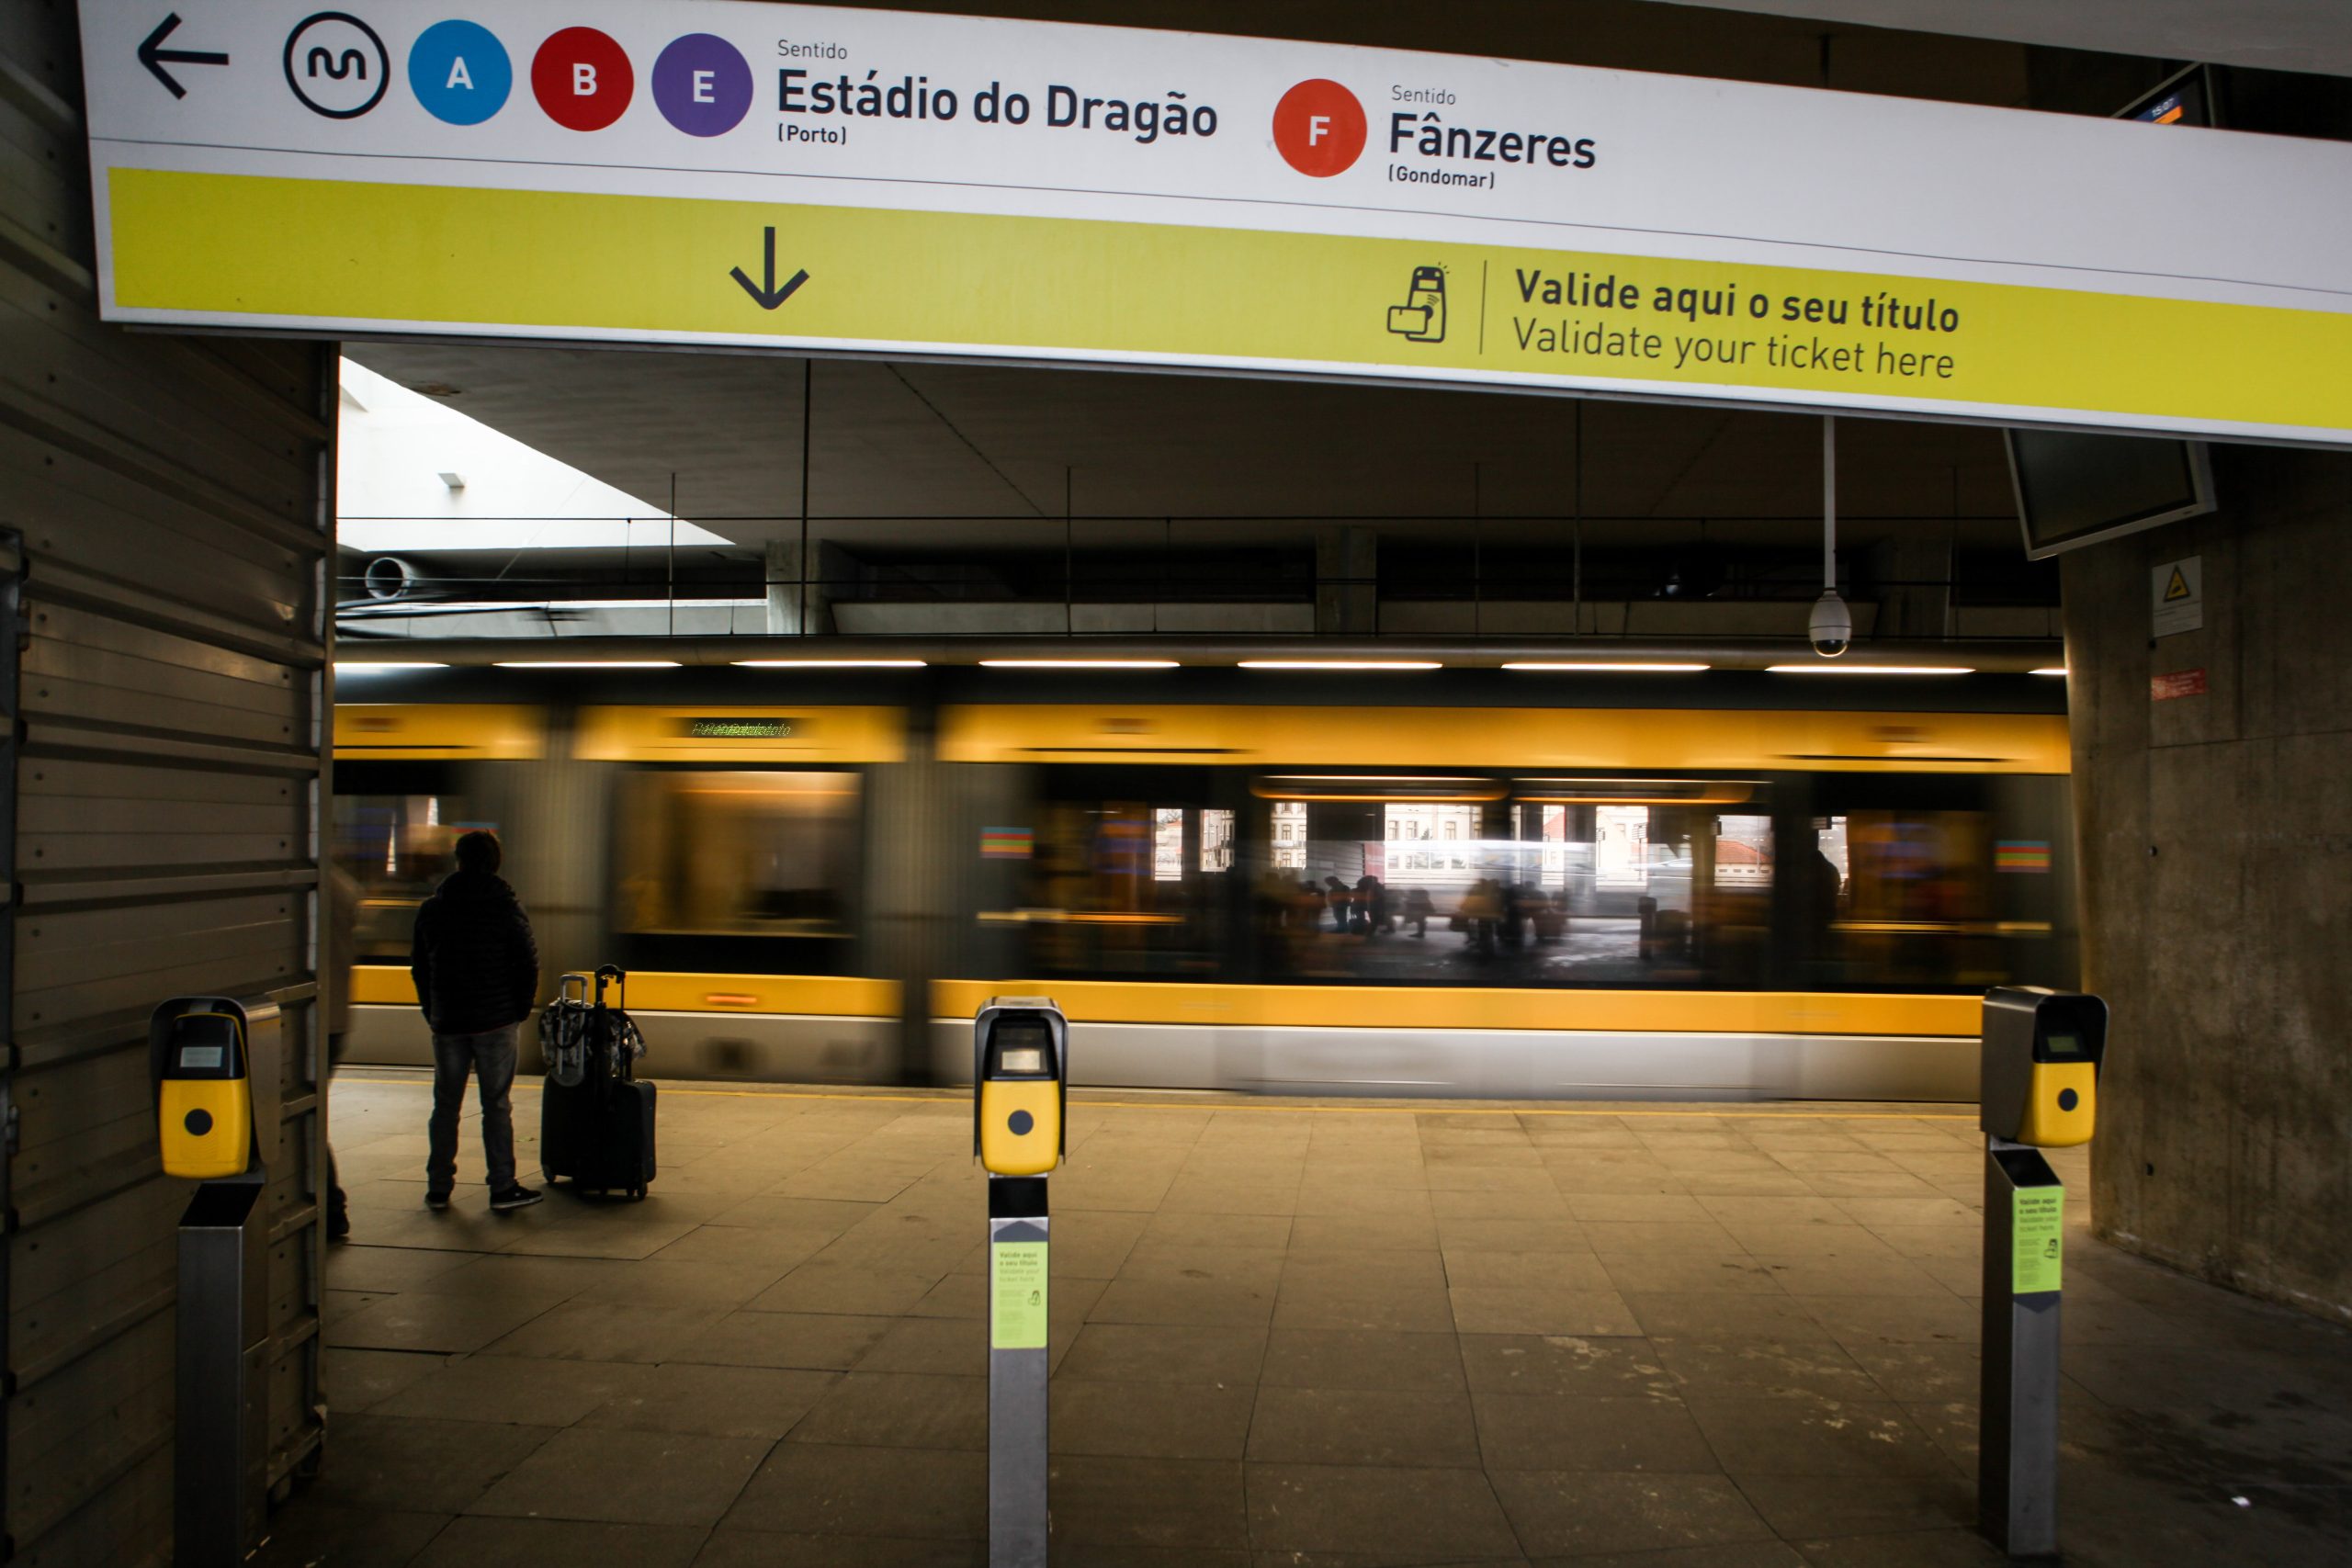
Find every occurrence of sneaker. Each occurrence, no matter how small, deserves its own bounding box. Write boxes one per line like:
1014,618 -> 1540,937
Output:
424,1190 -> 452,1211
489,1184 -> 545,1213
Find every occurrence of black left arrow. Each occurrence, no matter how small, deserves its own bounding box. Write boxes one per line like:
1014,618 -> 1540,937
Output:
139,13 -> 229,100
730,228 -> 810,310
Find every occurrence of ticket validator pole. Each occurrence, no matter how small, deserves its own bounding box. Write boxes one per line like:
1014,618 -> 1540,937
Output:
1978,987 -> 2106,1560
974,998 -> 1068,1568
152,996 -> 285,1568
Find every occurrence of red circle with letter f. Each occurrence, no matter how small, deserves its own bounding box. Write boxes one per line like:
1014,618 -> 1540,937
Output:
1273,79 -> 1366,176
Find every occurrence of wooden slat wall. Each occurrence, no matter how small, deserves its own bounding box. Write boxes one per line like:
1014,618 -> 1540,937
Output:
0,6 -> 333,1562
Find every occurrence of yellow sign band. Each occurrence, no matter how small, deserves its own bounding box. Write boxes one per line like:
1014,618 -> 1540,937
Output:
109,167 -> 2352,435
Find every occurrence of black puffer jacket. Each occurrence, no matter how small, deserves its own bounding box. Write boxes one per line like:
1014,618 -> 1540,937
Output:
410,870 -> 540,1035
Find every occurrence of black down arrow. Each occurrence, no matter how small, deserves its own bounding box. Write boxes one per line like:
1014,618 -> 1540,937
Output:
139,13 -> 229,100
731,228 -> 809,310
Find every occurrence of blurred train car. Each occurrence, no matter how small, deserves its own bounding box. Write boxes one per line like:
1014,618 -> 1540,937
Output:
334,671 -> 2074,1100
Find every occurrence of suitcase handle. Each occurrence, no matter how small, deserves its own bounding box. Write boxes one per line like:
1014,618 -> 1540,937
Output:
594,964 -> 626,1009
557,972 -> 591,1006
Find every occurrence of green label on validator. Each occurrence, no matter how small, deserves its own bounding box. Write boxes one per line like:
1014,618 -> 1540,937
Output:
991,1241 -> 1048,1349
2012,1186 -> 2064,1294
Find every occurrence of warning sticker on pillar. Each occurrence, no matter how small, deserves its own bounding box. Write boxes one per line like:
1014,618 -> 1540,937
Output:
2011,1187 -> 2064,1295
2152,557 -> 2203,637
991,1241 -> 1049,1349
71,1 -> 2352,444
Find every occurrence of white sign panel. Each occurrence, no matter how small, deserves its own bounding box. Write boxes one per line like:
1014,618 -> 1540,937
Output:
2153,557 -> 2204,637
74,2 -> 2352,442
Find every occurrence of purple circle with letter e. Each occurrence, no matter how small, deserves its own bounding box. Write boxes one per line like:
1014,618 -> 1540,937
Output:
652,33 -> 752,136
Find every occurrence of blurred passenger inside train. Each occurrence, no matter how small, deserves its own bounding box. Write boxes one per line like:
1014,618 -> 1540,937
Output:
1323,875 -> 1353,931
1352,874 -> 1389,935
1401,886 -> 1435,937
1459,878 -> 1504,954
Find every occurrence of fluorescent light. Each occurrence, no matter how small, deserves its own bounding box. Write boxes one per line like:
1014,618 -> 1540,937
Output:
733,659 -> 928,669
979,659 -> 1181,669
1766,664 -> 1973,675
2031,667 -> 2069,677
492,660 -> 681,669
1237,660 -> 1442,671
1502,661 -> 1710,672
349,597 -> 762,614
335,661 -> 448,672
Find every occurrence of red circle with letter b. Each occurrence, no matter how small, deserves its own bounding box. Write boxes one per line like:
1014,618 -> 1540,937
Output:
533,27 -> 634,130
1273,79 -> 1366,176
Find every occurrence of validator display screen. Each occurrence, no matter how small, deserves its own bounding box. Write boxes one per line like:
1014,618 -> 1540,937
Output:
993,1020 -> 1052,1075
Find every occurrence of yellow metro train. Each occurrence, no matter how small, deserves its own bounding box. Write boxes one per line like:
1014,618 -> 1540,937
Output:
335,676 -> 2074,1100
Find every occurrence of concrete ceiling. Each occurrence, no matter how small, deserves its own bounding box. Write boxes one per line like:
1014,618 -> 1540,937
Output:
345,342 -> 2018,560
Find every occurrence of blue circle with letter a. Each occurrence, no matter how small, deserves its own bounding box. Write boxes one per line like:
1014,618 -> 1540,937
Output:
410,19 -> 511,125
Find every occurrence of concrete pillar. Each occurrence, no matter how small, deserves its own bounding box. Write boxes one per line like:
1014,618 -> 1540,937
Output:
765,537 -> 842,635
2062,444 -> 2352,1325
1315,526 -> 1378,635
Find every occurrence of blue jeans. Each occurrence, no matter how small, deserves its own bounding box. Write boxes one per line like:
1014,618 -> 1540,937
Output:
428,1023 -> 521,1192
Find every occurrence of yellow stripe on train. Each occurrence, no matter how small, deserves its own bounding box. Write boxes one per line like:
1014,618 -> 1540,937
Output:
355,967 -> 1976,1038
352,968 -> 899,1018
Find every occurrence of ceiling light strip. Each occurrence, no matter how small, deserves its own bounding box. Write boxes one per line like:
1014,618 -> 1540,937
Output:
1237,660 -> 1442,671
1764,664 -> 1973,675
1500,661 -> 1711,672
979,659 -> 1181,669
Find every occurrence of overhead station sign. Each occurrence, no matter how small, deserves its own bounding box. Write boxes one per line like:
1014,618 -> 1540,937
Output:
78,3 -> 2352,443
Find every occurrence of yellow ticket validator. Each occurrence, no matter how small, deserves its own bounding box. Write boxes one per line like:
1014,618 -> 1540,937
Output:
975,998 -> 1068,1177
1981,987 -> 2105,1149
157,1010 -> 254,1179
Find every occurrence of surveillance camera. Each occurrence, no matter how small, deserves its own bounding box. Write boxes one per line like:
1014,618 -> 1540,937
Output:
1808,590 -> 1852,658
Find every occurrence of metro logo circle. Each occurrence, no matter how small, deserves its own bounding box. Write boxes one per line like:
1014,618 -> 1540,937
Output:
1272,79 -> 1366,176
532,27 -> 633,131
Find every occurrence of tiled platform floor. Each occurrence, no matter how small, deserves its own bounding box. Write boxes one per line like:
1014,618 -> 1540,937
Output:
263,1072 -> 2352,1566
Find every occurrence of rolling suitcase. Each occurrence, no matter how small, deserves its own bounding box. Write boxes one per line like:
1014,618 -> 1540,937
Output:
539,964 -> 657,1199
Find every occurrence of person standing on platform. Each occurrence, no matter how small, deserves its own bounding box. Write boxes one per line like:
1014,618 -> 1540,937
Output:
410,829 -> 544,1212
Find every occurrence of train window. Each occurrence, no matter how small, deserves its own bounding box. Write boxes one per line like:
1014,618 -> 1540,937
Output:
1201,808 -> 1236,873
1805,795 -> 2014,987
611,771 -> 860,941
1271,801 -> 1306,865
1715,816 -> 1774,890
334,790 -> 492,959
1253,786 -> 1776,988
1152,808 -> 1185,881
1015,782 -> 1230,979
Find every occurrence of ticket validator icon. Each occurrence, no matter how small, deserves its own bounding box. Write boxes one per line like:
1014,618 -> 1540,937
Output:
1385,265 -> 1447,343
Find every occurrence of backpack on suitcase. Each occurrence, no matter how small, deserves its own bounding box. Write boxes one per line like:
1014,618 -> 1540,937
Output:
539,964 -> 657,1200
